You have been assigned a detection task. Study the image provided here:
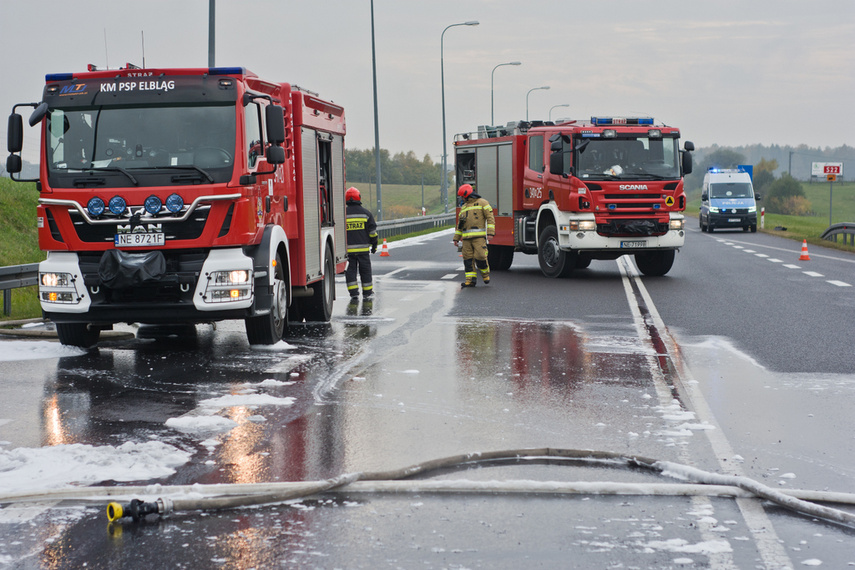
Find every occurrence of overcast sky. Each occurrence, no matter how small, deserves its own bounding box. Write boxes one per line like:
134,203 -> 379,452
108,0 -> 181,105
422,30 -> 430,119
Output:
2,0 -> 853,164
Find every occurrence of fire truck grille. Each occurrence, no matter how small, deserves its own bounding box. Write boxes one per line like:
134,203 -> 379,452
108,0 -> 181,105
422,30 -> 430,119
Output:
68,207 -> 211,243
597,219 -> 669,237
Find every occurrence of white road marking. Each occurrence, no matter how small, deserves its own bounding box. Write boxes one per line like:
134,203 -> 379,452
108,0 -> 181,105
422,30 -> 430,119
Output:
441,273 -> 459,280
803,271 -> 824,277
783,264 -> 800,269
827,280 -> 851,287
619,257 -> 793,569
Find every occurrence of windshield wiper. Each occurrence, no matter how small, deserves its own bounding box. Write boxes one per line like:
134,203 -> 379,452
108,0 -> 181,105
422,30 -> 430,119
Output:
134,165 -> 215,184
82,166 -> 139,186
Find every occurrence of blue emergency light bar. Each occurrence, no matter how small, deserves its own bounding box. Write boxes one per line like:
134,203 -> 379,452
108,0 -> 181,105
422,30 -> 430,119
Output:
591,117 -> 655,126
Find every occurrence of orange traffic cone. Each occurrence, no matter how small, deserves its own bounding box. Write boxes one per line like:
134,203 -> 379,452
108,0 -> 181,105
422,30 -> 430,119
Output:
379,239 -> 390,257
798,240 -> 810,261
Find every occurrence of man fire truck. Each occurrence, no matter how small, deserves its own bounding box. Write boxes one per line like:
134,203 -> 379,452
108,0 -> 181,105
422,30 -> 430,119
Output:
454,117 -> 694,277
5,66 -> 347,347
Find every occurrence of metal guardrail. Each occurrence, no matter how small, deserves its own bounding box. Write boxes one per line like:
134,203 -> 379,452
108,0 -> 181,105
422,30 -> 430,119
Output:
820,223 -> 855,246
0,263 -> 39,316
375,213 -> 455,240
0,215 -> 455,316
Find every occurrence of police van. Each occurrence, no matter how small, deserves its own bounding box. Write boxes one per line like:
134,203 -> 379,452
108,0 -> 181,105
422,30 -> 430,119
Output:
699,167 -> 759,232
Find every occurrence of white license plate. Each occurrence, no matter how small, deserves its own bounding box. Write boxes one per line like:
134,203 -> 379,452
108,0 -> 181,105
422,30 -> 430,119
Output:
620,240 -> 647,249
114,233 -> 165,247
728,218 -> 741,223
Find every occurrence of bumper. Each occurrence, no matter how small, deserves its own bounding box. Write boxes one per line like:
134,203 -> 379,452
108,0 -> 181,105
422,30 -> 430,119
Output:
707,212 -> 757,228
556,214 -> 686,251
39,248 -> 255,324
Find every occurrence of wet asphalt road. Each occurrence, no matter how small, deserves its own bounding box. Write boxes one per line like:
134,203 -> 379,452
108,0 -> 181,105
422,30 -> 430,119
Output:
0,226 -> 853,568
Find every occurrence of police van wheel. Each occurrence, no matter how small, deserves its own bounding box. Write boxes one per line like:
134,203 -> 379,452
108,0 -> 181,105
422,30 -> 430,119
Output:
245,252 -> 287,344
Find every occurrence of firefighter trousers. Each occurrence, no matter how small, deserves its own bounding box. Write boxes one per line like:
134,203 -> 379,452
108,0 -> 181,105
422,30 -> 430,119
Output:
346,253 -> 373,297
461,237 -> 490,284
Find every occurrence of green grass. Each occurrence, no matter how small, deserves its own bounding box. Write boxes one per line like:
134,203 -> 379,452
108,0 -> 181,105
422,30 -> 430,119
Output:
687,180 -> 855,252
0,178 -> 43,321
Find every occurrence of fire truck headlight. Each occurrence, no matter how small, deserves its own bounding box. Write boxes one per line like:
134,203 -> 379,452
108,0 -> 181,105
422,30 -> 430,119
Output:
669,219 -> 685,231
108,196 -> 127,216
87,197 -> 105,217
204,270 -> 253,304
166,193 -> 184,213
41,272 -> 72,288
144,195 -> 163,215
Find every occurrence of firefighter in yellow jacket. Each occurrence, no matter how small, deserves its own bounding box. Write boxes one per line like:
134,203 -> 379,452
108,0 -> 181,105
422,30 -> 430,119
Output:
453,184 -> 495,287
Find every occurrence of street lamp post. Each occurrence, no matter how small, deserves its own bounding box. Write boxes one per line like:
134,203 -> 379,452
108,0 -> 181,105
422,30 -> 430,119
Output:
525,86 -> 550,121
370,0 -> 383,220
549,103 -> 569,122
441,20 -> 479,213
491,61 -> 521,126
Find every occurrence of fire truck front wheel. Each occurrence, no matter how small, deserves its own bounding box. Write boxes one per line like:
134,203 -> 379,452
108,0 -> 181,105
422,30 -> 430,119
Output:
245,252 -> 287,344
634,250 -> 676,277
537,225 -> 575,279
56,322 -> 100,349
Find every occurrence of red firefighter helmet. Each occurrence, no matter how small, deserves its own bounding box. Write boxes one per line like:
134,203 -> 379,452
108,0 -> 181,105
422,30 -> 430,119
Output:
457,184 -> 474,200
345,187 -> 361,202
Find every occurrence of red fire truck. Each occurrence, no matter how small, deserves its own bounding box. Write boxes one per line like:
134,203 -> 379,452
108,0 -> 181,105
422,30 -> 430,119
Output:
454,117 -> 694,277
5,66 -> 347,347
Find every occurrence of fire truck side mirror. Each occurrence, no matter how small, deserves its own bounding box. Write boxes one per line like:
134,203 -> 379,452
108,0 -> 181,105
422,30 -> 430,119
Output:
549,152 -> 565,176
29,102 -> 49,127
6,154 -> 22,174
266,145 -> 285,165
265,105 -> 286,145
7,113 -> 23,153
684,141 -> 695,152
681,151 -> 693,175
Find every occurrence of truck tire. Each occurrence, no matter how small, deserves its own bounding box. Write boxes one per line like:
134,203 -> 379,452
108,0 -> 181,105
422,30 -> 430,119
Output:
245,252 -> 287,344
55,322 -> 100,348
537,225 -> 574,278
488,245 -> 514,271
634,250 -> 675,277
301,243 -> 335,322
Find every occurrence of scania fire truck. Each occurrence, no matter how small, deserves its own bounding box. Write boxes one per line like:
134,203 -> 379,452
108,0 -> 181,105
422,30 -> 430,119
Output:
454,117 -> 694,277
5,66 -> 347,347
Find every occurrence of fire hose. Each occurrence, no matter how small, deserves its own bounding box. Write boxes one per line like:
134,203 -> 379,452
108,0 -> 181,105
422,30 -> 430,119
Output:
2,448 -> 853,527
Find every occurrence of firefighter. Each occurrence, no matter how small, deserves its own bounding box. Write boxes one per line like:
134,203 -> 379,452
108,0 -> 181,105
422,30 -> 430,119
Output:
453,184 -> 495,287
345,187 -> 378,298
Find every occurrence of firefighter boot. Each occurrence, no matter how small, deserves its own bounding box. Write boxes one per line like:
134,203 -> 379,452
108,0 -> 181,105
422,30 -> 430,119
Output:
461,259 -> 477,287
476,259 -> 490,285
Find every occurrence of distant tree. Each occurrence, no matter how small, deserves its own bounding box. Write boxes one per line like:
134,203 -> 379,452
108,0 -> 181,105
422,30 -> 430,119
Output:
765,174 -> 810,215
345,148 -> 442,184
753,157 -> 779,196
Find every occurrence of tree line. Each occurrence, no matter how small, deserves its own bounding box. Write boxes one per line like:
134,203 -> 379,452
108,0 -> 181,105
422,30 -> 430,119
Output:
345,148 -> 444,185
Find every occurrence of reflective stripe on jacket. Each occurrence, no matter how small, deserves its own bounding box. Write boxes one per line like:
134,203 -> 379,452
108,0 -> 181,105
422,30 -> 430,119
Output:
454,196 -> 495,241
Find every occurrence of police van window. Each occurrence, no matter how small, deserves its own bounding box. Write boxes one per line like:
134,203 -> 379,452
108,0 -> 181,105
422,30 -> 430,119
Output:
528,135 -> 544,172
244,103 -> 263,169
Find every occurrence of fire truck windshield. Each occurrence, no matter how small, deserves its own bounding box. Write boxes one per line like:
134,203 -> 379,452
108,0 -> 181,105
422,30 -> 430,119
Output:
45,104 -> 236,187
576,135 -> 680,180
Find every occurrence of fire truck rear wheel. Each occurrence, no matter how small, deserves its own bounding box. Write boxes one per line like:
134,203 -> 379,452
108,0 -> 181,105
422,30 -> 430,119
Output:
55,322 -> 100,348
634,250 -> 675,277
537,225 -> 575,278
488,245 -> 514,271
301,243 -> 335,322
245,252 -> 287,344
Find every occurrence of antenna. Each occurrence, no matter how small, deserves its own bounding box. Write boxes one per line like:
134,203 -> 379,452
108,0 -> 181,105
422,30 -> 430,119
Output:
103,28 -> 109,69
141,31 -> 146,68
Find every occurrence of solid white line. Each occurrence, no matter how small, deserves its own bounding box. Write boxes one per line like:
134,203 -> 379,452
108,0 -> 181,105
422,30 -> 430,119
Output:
618,257 -> 793,569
